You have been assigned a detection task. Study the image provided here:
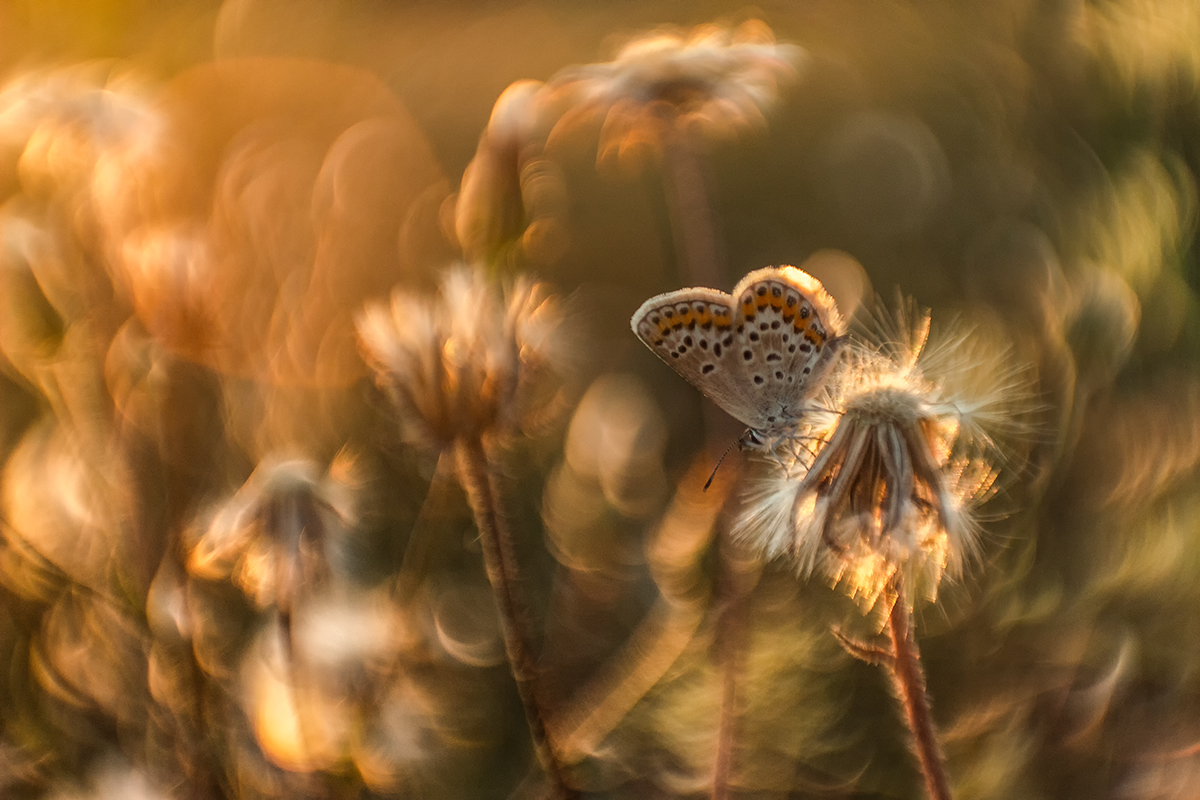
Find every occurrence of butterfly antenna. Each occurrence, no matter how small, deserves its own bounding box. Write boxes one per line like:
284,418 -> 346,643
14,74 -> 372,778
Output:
704,437 -> 740,492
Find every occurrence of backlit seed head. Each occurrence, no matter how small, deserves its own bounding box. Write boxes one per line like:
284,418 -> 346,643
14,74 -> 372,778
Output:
545,20 -> 803,169
736,298 -> 1032,609
356,266 -> 569,449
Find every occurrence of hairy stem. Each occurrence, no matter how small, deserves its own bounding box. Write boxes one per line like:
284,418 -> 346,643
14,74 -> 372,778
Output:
885,579 -> 953,800
455,438 -> 573,799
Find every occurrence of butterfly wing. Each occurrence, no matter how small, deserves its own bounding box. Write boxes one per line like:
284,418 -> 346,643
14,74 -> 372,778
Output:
630,288 -> 765,426
726,266 -> 846,432
631,267 -> 846,434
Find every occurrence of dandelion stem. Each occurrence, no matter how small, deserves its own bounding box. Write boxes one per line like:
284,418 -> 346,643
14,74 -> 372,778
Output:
455,438 -> 574,799
885,578 -> 953,800
711,530 -> 756,800
661,124 -> 722,289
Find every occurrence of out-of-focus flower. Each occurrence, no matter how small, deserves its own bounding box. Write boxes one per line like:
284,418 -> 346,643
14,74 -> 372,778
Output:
0,66 -> 161,388
361,266 -> 576,796
356,266 -> 569,449
34,591 -> 148,724
2,416 -> 139,599
736,300 -> 1031,608
0,64 -> 161,201
455,80 -> 569,265
187,456 -> 356,611
240,589 -> 406,773
43,754 -> 171,800
547,20 -> 803,169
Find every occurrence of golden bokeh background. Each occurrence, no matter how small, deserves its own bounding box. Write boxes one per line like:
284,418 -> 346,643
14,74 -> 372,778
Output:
0,2 -> 1198,798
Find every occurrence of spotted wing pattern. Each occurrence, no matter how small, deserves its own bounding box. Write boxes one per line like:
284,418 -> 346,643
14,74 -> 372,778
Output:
631,286 -> 751,417
631,266 -> 845,437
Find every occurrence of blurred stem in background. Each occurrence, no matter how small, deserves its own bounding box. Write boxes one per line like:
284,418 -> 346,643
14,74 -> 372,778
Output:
456,438 -> 574,799
661,123 -> 722,291
710,508 -> 760,800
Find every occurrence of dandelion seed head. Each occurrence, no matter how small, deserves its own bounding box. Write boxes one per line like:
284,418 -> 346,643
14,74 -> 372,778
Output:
547,21 -> 803,169
356,266 -> 569,449
735,298 -> 1031,610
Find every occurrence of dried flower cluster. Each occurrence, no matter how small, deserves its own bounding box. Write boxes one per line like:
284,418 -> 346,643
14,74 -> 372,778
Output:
356,267 -> 568,449
736,301 -> 1029,608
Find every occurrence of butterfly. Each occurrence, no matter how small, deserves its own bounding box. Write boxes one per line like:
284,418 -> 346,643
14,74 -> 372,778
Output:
631,266 -> 847,451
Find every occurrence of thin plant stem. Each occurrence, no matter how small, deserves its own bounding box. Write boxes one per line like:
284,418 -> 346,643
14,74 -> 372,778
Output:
885,578 -> 953,800
454,438 -> 574,800
711,464 -> 758,800
711,539 -> 753,800
661,122 -> 722,290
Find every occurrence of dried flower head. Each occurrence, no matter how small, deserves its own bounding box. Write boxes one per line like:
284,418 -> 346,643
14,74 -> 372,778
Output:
547,20 -> 803,168
736,299 -> 1031,608
356,267 -> 568,449
187,457 -> 355,610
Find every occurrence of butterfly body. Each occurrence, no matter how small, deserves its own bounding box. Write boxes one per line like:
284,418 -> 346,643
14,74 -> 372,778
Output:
631,266 -> 846,448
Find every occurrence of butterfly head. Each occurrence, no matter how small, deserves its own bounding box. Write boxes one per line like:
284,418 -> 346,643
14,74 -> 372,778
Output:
703,426 -> 782,490
738,427 -> 771,451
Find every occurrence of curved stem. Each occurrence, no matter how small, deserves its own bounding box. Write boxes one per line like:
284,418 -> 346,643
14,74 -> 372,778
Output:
885,579 -> 953,800
455,438 -> 573,799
